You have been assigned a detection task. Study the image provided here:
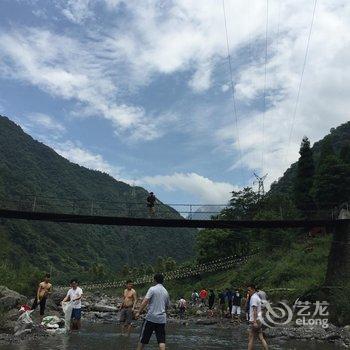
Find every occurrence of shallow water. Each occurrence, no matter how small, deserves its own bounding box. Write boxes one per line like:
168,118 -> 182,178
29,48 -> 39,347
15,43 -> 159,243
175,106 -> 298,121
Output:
0,322 -> 342,350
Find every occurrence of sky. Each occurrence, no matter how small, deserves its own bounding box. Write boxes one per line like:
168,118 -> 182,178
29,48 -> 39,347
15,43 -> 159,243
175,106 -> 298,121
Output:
0,0 -> 349,206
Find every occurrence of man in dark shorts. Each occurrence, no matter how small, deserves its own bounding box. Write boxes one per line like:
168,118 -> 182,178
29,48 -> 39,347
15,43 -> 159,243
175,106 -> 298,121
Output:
135,274 -> 169,350
31,273 -> 52,321
247,284 -> 268,350
120,280 -> 137,335
146,192 -> 156,216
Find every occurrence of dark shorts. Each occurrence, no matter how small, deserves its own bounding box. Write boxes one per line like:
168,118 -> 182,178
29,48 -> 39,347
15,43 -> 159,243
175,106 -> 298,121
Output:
71,308 -> 82,320
120,307 -> 133,324
139,320 -> 166,344
32,297 -> 47,316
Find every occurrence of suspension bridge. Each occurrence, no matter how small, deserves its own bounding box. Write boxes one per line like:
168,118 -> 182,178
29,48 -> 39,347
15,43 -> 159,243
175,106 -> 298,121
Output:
0,195 -> 349,296
0,194 -> 348,228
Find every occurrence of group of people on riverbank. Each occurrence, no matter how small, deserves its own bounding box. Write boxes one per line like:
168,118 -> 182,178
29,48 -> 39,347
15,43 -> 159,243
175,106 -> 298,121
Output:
31,274 -> 268,349
190,286 -> 266,322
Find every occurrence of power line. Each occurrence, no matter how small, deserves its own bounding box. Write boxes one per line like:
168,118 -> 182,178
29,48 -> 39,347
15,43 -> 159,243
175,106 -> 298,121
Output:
262,0 -> 269,174
222,0 -> 244,181
286,0 -> 318,161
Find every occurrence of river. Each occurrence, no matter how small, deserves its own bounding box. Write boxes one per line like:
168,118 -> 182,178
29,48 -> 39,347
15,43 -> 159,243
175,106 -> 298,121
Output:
0,322 -> 342,350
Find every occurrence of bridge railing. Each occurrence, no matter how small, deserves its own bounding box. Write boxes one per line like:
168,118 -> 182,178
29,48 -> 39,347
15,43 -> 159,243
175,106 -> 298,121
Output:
0,195 -> 228,220
0,194 -> 344,221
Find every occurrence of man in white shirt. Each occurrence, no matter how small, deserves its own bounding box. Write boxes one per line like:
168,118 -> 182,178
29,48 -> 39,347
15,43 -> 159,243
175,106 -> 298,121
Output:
62,279 -> 83,330
247,284 -> 268,350
135,274 -> 170,350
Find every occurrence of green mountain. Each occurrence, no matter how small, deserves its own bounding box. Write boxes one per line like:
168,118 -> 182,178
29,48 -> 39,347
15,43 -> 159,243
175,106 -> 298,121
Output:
0,116 -> 196,286
269,121 -> 350,199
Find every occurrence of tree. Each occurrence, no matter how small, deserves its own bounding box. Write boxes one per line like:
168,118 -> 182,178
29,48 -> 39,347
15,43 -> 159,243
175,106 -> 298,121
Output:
146,264 -> 154,275
294,137 -> 315,216
340,143 -> 350,164
121,264 -> 130,277
312,155 -> 350,209
219,187 -> 260,220
196,229 -> 249,262
164,257 -> 177,271
155,256 -> 165,272
90,263 -> 106,280
311,136 -> 350,209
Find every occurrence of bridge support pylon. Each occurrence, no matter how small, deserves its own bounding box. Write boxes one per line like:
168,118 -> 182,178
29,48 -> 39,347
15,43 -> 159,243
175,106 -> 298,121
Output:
324,216 -> 350,325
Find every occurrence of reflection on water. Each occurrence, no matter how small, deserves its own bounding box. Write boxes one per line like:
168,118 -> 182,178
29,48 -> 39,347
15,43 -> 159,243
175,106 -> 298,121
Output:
0,322 -> 342,350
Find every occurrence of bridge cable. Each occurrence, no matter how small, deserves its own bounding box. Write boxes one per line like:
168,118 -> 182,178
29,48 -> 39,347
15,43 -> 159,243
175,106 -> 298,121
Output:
222,0 -> 244,181
286,0 -> 318,163
261,0 -> 269,175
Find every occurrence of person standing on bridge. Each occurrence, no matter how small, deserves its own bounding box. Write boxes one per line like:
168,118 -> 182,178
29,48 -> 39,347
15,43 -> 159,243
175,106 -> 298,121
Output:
135,273 -> 170,350
62,279 -> 83,331
247,284 -> 268,350
146,192 -> 156,216
120,280 -> 137,335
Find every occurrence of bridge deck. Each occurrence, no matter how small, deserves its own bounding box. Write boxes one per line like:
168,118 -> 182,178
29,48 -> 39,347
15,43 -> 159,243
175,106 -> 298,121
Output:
0,209 -> 349,229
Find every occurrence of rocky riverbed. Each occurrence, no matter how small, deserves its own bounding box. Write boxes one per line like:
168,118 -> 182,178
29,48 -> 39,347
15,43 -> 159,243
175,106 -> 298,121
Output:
1,286 -> 350,348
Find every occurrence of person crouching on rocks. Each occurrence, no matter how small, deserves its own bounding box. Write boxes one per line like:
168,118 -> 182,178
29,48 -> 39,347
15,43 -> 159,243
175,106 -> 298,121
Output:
62,279 -> 83,331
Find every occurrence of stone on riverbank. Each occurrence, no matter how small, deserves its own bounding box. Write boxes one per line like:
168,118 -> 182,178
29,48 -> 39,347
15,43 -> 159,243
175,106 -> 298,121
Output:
0,286 -> 26,312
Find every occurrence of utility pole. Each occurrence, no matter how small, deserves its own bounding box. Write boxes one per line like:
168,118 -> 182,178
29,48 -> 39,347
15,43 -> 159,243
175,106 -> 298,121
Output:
253,173 -> 268,197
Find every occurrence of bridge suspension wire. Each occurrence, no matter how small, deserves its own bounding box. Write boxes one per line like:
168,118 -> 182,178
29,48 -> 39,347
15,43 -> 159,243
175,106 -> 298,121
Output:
56,253 -> 255,290
286,0 -> 318,163
261,0 -> 269,174
222,0 -> 244,181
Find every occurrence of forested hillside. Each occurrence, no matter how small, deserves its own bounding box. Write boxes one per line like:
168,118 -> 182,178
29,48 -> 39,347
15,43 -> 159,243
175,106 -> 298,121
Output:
0,116 -> 196,291
194,121 -> 350,324
270,121 -> 350,199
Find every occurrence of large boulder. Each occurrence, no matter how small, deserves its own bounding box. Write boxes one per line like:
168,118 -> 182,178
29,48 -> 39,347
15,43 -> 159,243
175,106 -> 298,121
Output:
50,289 -> 66,306
90,303 -> 118,312
0,286 -> 27,312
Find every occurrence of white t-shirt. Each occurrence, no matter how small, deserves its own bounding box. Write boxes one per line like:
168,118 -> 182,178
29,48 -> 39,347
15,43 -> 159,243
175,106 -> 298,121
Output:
145,284 -> 170,324
66,287 -> 83,309
249,293 -> 262,322
178,298 -> 186,308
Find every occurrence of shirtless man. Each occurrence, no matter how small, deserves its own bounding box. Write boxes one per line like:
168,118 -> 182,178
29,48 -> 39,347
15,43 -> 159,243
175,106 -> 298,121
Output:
31,273 -> 52,321
120,280 -> 137,335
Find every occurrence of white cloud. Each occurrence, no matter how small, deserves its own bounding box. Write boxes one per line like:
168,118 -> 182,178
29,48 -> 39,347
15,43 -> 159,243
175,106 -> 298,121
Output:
53,140 -> 123,179
221,84 -> 229,92
0,27 -> 165,142
27,113 -> 65,132
1,0 -> 350,189
214,0 -> 350,186
59,0 -> 93,24
139,172 -> 238,204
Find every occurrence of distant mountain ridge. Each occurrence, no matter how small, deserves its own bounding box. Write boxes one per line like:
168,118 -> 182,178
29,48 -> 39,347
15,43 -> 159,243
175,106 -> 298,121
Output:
0,115 -> 196,282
